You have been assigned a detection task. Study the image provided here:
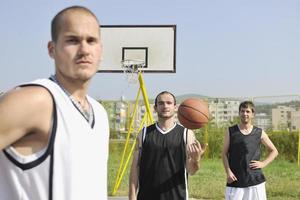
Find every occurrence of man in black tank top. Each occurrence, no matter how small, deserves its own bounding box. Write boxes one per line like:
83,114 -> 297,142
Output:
222,101 -> 278,200
129,91 -> 206,200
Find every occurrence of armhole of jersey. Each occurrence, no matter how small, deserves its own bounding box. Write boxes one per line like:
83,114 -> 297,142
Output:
142,126 -> 147,144
183,128 -> 188,145
137,126 -> 147,168
183,128 -> 189,187
228,126 -> 235,137
3,84 -> 57,171
257,127 -> 263,139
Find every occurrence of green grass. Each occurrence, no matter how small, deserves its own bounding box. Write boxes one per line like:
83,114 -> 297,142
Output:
108,141 -> 300,199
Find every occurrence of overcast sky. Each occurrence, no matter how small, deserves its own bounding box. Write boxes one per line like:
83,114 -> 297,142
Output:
1,0 -> 300,101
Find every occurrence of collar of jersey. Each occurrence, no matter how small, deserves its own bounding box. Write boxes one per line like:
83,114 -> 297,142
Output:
155,122 -> 177,134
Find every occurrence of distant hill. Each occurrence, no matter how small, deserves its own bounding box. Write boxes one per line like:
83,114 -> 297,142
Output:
175,93 -> 210,103
147,93 -> 210,104
255,100 -> 300,114
101,94 -> 299,112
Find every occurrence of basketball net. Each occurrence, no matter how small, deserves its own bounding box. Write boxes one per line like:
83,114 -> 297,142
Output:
121,59 -> 145,84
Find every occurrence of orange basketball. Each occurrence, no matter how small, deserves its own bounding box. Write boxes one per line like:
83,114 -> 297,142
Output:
177,98 -> 209,129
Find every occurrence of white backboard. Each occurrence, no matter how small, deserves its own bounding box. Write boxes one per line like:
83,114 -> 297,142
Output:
99,25 -> 176,73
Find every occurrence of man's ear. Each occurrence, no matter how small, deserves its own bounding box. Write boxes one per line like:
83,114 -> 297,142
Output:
48,41 -> 55,58
153,105 -> 157,113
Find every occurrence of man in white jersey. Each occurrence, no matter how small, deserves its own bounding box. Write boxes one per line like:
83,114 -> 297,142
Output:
222,101 -> 278,200
0,6 -> 110,200
129,91 -> 206,200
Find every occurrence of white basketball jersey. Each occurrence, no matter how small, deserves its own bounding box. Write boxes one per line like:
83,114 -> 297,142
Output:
0,79 -> 110,200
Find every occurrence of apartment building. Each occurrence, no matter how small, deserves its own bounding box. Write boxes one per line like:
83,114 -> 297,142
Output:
110,99 -> 300,134
272,105 -> 300,131
208,99 -> 240,127
254,113 -> 272,131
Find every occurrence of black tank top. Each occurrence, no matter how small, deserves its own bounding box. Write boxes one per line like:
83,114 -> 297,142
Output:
137,123 -> 188,200
227,125 -> 266,187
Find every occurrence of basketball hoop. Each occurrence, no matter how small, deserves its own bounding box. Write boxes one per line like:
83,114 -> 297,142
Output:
121,59 -> 145,84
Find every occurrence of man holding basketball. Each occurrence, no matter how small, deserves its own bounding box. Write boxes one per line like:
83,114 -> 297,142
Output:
222,101 -> 278,200
0,6 -> 109,200
129,91 -> 206,200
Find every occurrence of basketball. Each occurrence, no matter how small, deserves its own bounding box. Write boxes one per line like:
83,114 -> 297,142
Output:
177,98 -> 209,129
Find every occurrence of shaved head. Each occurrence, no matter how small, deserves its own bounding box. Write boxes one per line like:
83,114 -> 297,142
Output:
51,6 -> 100,42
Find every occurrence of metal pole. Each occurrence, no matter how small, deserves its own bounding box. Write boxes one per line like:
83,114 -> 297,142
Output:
112,89 -> 141,195
138,72 -> 154,124
298,128 -> 300,166
112,72 -> 154,195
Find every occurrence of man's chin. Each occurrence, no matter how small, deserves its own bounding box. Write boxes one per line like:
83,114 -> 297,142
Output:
241,120 -> 250,124
159,115 -> 173,119
76,72 -> 97,81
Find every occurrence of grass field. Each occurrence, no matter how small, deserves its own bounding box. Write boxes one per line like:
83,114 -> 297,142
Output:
108,141 -> 300,199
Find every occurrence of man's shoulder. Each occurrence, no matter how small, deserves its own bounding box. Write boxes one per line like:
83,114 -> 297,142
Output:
146,123 -> 156,131
253,126 -> 263,135
229,124 -> 238,129
228,124 -> 238,132
253,125 -> 262,130
2,83 -> 52,104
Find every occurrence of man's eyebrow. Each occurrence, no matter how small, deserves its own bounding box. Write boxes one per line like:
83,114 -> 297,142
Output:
63,34 -> 79,39
158,100 -> 173,103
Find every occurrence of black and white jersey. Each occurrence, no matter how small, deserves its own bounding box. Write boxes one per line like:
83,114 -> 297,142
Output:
138,123 -> 188,200
0,79 -> 110,200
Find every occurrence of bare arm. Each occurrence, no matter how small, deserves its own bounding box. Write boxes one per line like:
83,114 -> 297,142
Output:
249,131 -> 278,169
0,86 -> 53,152
128,133 -> 142,200
221,129 -> 237,183
186,129 -> 206,175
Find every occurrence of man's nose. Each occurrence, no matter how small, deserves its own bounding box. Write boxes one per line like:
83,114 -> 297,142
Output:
78,41 -> 89,55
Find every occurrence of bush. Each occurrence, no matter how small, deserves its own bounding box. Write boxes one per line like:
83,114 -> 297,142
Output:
194,125 -> 299,162
194,125 -> 226,159
265,131 -> 298,162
